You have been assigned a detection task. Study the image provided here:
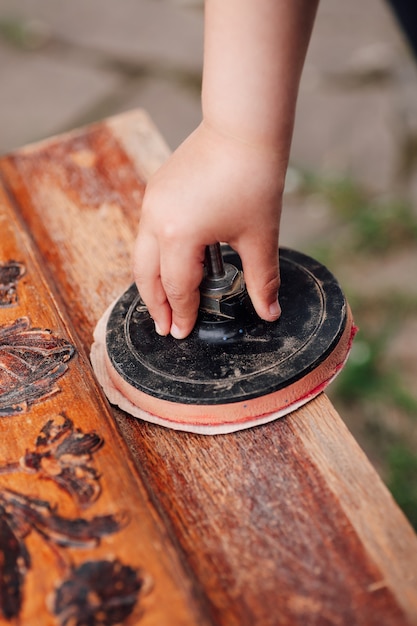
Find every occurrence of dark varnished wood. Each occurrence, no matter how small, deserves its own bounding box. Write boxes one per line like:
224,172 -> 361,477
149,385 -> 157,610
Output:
0,261 -> 26,307
0,318 -> 75,416
1,109 -> 417,625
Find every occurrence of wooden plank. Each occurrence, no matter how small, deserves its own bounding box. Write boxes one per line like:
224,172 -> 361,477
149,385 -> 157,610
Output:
0,179 -> 210,624
1,108 -> 417,626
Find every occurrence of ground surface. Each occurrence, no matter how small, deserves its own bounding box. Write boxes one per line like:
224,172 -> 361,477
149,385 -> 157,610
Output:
0,0 -> 416,526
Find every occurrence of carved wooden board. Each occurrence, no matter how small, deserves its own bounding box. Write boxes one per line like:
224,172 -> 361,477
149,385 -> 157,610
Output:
1,109 -> 417,626
0,180 -> 208,625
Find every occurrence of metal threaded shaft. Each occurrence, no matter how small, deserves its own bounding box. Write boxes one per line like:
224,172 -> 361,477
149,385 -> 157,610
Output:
205,243 -> 225,279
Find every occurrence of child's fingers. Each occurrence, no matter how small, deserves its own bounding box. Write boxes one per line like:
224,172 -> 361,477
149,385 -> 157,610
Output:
133,234 -> 172,336
160,242 -> 206,339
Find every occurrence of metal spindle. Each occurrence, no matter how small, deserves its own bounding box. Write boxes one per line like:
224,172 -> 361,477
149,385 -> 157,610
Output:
205,243 -> 225,279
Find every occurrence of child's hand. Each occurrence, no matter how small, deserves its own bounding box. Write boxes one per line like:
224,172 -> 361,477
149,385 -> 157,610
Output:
133,121 -> 284,339
133,0 -> 319,339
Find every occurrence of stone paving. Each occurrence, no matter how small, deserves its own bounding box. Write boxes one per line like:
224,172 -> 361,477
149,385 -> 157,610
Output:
0,0 -> 203,152
1,0 -> 416,194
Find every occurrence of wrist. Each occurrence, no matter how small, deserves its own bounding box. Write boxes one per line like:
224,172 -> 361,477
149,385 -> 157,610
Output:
199,118 -> 289,192
201,117 -> 290,163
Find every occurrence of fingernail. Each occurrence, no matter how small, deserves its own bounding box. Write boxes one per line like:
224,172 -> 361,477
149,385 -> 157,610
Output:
170,323 -> 186,340
154,322 -> 164,336
269,299 -> 281,319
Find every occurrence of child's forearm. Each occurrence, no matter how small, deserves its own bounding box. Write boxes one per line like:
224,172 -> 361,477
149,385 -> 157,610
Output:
202,0 -> 319,159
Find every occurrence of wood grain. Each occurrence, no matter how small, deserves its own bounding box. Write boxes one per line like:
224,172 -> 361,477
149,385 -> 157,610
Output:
1,108 -> 417,626
0,178 -> 209,625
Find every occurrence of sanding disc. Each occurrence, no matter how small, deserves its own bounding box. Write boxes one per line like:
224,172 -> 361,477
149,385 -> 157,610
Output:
99,247 -> 356,432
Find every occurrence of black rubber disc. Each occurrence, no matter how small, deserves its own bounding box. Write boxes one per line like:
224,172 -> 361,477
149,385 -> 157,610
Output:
105,247 -> 348,406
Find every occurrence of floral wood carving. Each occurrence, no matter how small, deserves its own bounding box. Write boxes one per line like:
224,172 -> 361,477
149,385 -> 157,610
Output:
22,413 -> 104,507
0,502 -> 30,621
0,415 -> 147,623
0,488 -> 128,620
0,318 -> 75,416
0,261 -> 26,307
53,559 -> 145,626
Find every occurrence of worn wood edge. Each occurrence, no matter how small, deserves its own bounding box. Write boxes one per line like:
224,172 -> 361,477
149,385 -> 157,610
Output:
0,180 -> 212,625
293,395 -> 417,621
106,109 -> 171,180
4,108 -> 169,171
1,108 -> 417,624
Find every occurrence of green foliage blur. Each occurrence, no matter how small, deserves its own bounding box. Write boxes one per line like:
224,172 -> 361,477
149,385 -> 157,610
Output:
293,170 -> 417,529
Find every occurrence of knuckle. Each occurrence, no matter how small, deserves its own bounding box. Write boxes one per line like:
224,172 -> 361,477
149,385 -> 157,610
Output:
159,223 -> 190,247
260,271 -> 281,297
164,282 -> 200,318
163,278 -> 188,304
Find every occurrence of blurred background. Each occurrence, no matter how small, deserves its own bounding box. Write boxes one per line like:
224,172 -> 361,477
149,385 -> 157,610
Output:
0,0 -> 416,527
